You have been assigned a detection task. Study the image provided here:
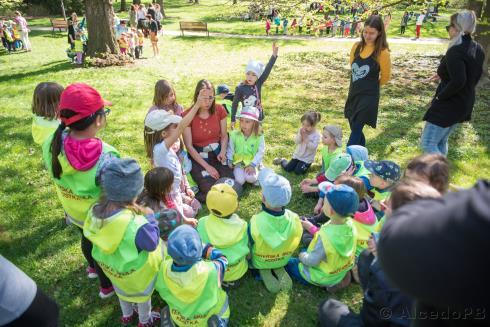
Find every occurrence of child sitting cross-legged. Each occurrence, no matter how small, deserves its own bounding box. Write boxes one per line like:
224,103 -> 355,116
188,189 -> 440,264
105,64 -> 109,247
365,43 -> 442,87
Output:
155,225 -> 230,327
286,183 -> 358,293
197,182 -> 249,288
249,168 -> 303,293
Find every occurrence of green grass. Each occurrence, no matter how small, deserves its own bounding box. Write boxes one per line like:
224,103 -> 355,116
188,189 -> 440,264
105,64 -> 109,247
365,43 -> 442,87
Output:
28,0 -> 454,39
1,26 -> 489,327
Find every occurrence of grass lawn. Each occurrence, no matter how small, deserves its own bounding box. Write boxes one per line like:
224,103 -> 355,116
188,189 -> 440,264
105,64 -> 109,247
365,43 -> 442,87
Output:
0,27 -> 489,326
27,0 -> 454,39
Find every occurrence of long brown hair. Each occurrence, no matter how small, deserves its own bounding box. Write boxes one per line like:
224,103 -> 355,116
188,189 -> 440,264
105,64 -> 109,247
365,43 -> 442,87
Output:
359,15 -> 389,60
137,167 -> 174,212
390,179 -> 441,211
32,82 -> 64,120
153,80 -> 177,108
301,111 -> 322,127
405,154 -> 450,194
191,79 -> 216,115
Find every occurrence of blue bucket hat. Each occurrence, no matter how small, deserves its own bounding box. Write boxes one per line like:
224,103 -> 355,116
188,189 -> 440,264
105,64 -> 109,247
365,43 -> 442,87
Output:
364,160 -> 401,184
325,184 -> 359,217
258,168 -> 292,208
167,225 -> 202,266
346,145 -> 369,162
102,158 -> 144,202
216,84 -> 230,95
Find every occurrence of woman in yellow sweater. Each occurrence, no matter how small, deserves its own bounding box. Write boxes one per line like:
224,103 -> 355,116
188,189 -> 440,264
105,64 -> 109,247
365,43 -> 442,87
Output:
344,15 -> 391,147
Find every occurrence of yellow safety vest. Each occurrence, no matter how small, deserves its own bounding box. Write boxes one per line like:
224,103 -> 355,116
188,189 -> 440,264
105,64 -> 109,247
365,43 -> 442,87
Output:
229,130 -> 262,166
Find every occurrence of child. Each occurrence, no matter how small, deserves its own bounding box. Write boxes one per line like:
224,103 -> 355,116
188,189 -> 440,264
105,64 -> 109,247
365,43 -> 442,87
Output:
155,225 -> 230,326
290,18 -> 297,34
265,18 -> 271,36
344,18 -> 351,37
137,167 -> 194,241
216,84 -> 235,115
197,183 -> 249,285
320,125 -> 342,173
274,15 -> 281,34
405,153 -> 450,194
73,32 -> 84,64
31,82 -> 63,145
226,106 -> 265,185
148,80 -> 184,116
250,168 -> 302,293
84,158 -> 162,327
306,18 -> 313,34
136,29 -> 144,59
1,23 -> 14,53
364,159 -> 401,209
273,111 -> 321,175
298,16 -> 304,33
118,33 -> 129,55
287,184 -> 358,291
282,17 -> 288,35
42,83 -> 120,298
128,29 -> 136,57
231,42 -> 278,126
144,107 -> 202,219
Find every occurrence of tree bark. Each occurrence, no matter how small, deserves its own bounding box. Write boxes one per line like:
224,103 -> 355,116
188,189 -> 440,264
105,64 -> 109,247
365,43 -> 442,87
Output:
85,0 -> 119,57
473,0 -> 489,81
121,0 -> 127,11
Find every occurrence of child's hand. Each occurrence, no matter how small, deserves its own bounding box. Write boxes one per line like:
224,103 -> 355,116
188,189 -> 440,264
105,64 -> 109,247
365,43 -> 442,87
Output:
300,178 -> 314,186
217,151 -> 227,165
184,217 -> 198,227
245,166 -> 256,175
314,203 -> 323,215
301,219 -> 314,231
425,73 -> 440,83
301,184 -> 318,194
206,165 -> 220,180
186,188 -> 195,198
272,42 -> 279,57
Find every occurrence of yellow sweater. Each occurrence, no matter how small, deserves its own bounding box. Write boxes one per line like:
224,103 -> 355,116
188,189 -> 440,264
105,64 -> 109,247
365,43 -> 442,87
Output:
349,42 -> 391,86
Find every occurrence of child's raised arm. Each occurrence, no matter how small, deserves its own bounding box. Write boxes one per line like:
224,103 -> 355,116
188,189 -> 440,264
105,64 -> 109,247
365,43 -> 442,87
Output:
257,43 -> 279,85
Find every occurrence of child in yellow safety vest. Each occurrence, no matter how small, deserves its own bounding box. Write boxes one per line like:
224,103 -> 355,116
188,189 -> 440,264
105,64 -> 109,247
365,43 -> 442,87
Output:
226,106 -> 265,185
156,225 -> 230,327
364,159 -> 401,215
31,82 -> 63,145
84,158 -> 163,327
42,83 -> 120,298
286,183 -> 358,291
249,168 -> 302,293
197,182 -> 249,287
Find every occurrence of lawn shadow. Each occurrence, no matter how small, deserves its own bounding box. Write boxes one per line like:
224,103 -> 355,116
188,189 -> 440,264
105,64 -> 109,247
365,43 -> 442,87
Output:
469,91 -> 490,154
0,60 -> 73,82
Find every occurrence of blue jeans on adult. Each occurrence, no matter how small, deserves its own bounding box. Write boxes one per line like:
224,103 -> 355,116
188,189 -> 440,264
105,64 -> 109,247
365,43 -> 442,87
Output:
420,122 -> 459,156
347,120 -> 366,147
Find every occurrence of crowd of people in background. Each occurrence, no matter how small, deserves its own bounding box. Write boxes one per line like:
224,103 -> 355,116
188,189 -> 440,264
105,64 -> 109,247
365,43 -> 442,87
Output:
0,10 -> 31,54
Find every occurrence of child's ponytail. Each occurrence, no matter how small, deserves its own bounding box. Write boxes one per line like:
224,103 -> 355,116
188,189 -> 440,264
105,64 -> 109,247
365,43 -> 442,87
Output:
301,110 -> 322,127
50,122 -> 66,179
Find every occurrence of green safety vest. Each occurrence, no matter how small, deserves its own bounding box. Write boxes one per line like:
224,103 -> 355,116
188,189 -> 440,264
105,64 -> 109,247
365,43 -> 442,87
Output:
229,130 -> 262,166
250,209 -> 302,269
299,220 -> 357,286
74,39 -> 83,52
197,214 -> 249,282
41,133 -> 120,228
352,219 -> 378,257
32,115 -> 59,145
321,147 -> 342,172
216,98 -> 233,114
156,260 -> 229,327
84,209 -> 164,303
372,188 -> 391,202
374,215 -> 386,233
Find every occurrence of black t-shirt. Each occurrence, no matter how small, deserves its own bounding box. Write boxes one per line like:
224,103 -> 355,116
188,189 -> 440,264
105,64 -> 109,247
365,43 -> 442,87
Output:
149,20 -> 158,33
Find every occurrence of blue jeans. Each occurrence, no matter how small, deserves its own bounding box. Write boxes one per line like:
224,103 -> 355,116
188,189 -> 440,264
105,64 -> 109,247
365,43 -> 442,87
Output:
420,122 -> 459,156
347,120 -> 366,147
285,258 -> 309,285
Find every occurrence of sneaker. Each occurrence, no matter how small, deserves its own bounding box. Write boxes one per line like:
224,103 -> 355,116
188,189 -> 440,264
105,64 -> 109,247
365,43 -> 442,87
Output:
259,269 -> 281,293
273,267 -> 292,291
121,311 -> 136,326
138,310 -> 161,327
325,271 -> 351,294
273,157 -> 286,165
98,286 -> 115,299
86,266 -> 98,279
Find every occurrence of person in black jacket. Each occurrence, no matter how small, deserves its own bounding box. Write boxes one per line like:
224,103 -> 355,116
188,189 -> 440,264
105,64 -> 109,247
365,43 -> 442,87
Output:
421,10 -> 485,156
378,180 -> 490,326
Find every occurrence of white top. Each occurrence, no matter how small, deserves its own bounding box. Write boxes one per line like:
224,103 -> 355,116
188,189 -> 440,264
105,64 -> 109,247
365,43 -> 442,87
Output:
137,9 -> 147,20
153,142 -> 182,195
292,129 -> 321,164
416,14 -> 425,25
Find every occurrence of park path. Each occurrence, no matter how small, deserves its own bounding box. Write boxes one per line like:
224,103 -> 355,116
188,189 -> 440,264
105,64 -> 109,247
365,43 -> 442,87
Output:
31,26 -> 447,45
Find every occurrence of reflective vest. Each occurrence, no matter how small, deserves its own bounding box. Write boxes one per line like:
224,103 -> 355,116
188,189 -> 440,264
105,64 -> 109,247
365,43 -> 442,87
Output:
352,219 -> 378,257
216,97 -> 233,114
299,220 -> 357,286
74,39 -> 83,52
321,147 -> 342,172
373,188 -> 391,202
84,209 -> 164,303
229,130 -> 262,166
374,215 -> 386,233
32,115 -> 59,145
250,209 -> 302,269
41,133 -> 120,228
197,214 -> 249,282
156,260 -> 229,327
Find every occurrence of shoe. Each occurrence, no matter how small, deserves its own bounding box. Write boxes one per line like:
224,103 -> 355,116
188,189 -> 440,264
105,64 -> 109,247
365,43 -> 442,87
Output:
273,157 -> 285,165
86,266 -> 98,279
138,310 -> 161,327
120,311 -> 136,326
259,269 -> 281,293
325,271 -> 351,294
160,306 -> 175,327
98,286 -> 115,299
273,267 -> 292,291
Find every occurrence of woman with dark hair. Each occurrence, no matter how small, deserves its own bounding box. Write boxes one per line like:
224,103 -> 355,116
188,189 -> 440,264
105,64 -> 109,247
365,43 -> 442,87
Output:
344,15 -> 391,147
421,10 -> 484,156
183,80 -> 233,202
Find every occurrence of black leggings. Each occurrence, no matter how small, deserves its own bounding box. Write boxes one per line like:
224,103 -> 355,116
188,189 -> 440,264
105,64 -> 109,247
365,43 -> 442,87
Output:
80,229 -> 112,289
282,158 -> 311,175
5,287 -> 59,327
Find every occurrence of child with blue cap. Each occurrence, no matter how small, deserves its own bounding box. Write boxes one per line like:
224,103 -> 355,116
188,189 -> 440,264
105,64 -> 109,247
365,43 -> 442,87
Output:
286,183 -> 358,292
216,84 -> 235,115
364,160 -> 401,211
155,225 -> 229,326
249,168 -> 302,293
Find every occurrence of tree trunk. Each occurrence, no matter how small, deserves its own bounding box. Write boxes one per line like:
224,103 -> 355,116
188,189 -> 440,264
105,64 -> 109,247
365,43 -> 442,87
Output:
157,0 -> 165,17
133,0 -> 141,4
121,0 -> 126,11
233,0 -> 237,4
474,0 -> 489,82
85,0 -> 119,57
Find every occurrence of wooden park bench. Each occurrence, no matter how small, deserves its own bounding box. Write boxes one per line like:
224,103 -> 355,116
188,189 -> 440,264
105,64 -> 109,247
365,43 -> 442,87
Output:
50,18 -> 68,35
179,21 -> 209,37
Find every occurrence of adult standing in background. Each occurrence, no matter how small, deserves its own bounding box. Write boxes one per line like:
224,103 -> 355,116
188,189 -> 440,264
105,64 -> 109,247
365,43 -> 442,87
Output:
129,4 -> 138,29
421,10 -> 484,156
14,11 -> 31,51
344,15 -> 391,146
136,4 -> 147,30
154,3 -> 163,33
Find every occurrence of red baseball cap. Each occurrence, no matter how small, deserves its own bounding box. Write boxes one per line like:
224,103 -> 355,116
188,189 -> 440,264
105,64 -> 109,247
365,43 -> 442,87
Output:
58,83 -> 112,126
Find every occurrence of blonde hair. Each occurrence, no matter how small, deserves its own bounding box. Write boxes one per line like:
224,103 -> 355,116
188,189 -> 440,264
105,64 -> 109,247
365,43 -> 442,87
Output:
448,10 -> 477,49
